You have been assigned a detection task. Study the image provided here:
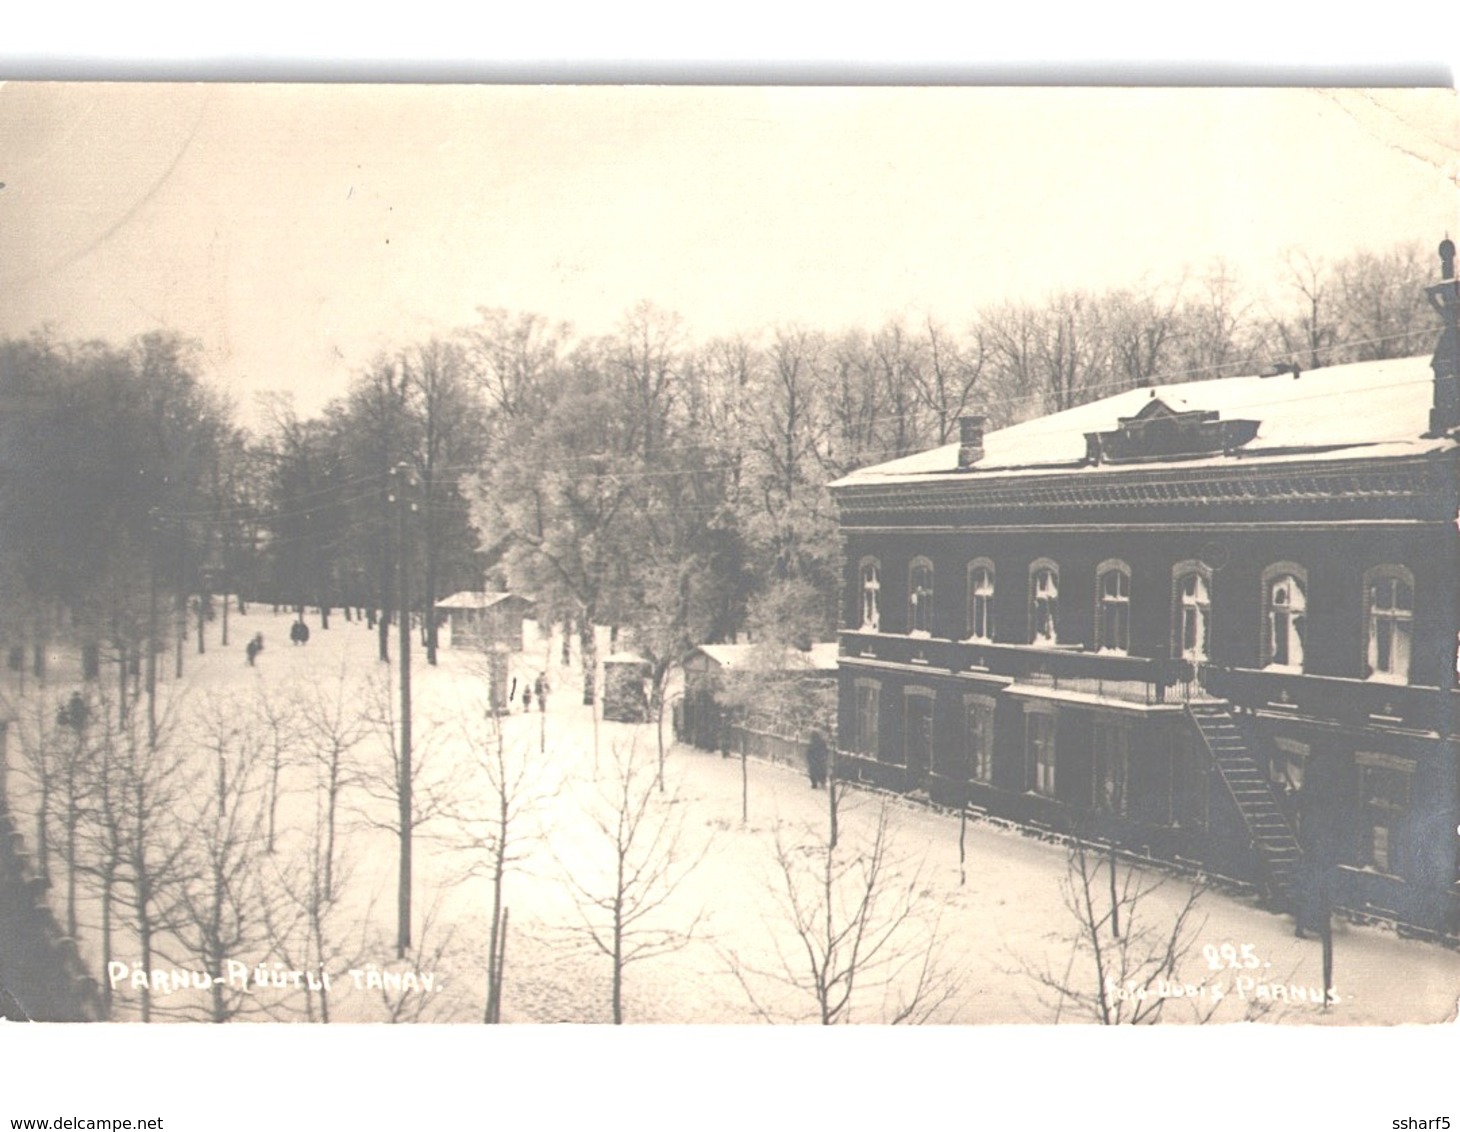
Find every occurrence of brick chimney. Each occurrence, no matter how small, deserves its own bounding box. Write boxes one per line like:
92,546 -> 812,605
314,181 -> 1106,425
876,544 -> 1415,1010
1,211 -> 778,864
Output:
1426,237 -> 1460,436
957,412 -> 987,469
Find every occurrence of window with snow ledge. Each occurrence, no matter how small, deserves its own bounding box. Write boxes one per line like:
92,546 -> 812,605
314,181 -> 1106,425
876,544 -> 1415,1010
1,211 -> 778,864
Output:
1171,561 -> 1212,664
1363,565 -> 1413,685
1029,559 -> 1059,646
965,558 -> 995,642
908,557 -> 934,637
1260,563 -> 1307,673
1095,559 -> 1131,655
859,557 -> 882,633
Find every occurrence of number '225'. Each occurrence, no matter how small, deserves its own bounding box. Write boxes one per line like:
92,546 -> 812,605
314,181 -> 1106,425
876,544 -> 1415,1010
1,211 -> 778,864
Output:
1202,943 -> 1260,970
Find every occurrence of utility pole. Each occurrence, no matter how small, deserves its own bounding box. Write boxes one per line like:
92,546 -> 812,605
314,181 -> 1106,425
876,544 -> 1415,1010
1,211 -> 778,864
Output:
174,516 -> 187,680
146,509 -> 160,748
389,461 -> 417,957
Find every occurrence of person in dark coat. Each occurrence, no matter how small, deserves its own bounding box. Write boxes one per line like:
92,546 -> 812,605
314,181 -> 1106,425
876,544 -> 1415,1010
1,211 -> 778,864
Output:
806,729 -> 829,789
290,619 -> 310,645
57,691 -> 89,733
246,632 -> 264,666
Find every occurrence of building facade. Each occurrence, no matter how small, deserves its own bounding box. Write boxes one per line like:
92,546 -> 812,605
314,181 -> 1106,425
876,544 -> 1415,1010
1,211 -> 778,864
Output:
828,243 -> 1460,936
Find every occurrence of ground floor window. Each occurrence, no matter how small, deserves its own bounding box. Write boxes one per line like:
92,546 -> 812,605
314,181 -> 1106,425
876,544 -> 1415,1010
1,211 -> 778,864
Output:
1092,720 -> 1129,815
855,680 -> 880,758
1171,731 -> 1208,829
1356,751 -> 1414,875
904,690 -> 934,773
1027,711 -> 1057,797
1270,738 -> 1308,801
964,697 -> 995,783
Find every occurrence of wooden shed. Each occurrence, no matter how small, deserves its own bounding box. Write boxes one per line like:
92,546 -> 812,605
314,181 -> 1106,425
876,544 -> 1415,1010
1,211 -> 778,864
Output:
435,592 -> 536,651
601,651 -> 652,723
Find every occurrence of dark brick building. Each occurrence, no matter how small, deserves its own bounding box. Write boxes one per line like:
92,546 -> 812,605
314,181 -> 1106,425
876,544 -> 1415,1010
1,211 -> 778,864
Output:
828,242 -> 1460,936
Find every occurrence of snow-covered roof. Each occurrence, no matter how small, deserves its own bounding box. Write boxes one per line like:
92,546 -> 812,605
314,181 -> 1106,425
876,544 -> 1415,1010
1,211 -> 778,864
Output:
830,355 -> 1453,489
690,642 -> 839,672
435,591 -> 534,610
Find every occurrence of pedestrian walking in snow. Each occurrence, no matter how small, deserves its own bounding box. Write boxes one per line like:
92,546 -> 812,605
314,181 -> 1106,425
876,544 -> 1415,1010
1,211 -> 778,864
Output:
290,619 -> 310,646
246,632 -> 264,666
806,729 -> 829,789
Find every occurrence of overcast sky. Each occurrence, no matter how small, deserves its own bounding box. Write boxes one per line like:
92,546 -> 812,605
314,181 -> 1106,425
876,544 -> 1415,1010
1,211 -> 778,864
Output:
0,84 -> 1455,423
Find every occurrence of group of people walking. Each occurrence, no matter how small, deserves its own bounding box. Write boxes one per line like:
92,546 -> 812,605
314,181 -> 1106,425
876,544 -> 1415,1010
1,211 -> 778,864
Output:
243,618 -> 311,666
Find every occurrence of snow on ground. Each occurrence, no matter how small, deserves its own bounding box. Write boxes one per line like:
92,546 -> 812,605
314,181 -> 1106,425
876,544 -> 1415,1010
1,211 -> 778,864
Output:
5,607 -> 1459,1025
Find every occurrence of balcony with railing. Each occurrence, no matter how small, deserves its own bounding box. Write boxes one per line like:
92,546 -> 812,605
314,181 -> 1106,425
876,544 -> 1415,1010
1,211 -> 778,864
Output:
1204,665 -> 1459,737
839,631 -> 1196,708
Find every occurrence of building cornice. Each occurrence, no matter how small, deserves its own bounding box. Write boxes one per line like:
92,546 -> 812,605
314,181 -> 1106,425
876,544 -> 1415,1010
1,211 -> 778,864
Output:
832,451 -> 1458,526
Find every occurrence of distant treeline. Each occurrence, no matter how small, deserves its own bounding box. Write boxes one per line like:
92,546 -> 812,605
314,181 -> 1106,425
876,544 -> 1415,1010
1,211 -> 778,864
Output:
0,238 -> 1441,697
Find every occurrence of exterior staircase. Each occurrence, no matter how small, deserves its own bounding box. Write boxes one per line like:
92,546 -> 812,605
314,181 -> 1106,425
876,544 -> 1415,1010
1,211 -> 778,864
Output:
1186,703 -> 1301,911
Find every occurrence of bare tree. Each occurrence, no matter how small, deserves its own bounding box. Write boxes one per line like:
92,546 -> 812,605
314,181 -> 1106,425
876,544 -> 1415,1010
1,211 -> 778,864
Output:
171,699 -> 278,1022
1020,839 -> 1211,1025
299,667 -> 369,900
374,895 -> 464,1024
85,687 -> 195,1022
912,315 -> 985,444
252,682 -> 303,854
1266,248 -> 1340,372
451,696 -> 556,1024
1101,282 -> 1183,389
728,801 -> 958,1024
8,692 -> 60,888
261,701 -> 371,1026
1331,240 -> 1434,361
355,673 -> 468,956
560,738 -> 707,1024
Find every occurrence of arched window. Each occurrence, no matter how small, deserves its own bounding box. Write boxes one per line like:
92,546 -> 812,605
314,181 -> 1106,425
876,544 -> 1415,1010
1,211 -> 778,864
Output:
1364,565 -> 1414,683
1262,563 -> 1308,671
859,558 -> 881,632
1172,561 -> 1213,663
1029,559 -> 1059,646
1095,560 -> 1131,654
966,558 -> 995,642
908,557 -> 934,636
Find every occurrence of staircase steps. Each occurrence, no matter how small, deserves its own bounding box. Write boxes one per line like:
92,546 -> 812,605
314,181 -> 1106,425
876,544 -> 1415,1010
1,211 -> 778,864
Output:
1187,703 -> 1302,911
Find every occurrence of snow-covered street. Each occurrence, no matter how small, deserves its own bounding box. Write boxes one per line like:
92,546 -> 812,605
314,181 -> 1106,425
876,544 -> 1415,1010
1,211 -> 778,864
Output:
7,607 -> 1457,1026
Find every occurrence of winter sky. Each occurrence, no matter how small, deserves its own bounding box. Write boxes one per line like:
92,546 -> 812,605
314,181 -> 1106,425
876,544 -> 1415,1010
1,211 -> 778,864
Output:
0,84 -> 1456,425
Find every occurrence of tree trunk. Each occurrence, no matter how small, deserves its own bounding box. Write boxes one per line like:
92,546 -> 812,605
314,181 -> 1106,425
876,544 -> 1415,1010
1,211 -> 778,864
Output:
579,617 -> 596,706
959,799 -> 968,887
1107,844 -> 1121,941
828,746 -> 838,851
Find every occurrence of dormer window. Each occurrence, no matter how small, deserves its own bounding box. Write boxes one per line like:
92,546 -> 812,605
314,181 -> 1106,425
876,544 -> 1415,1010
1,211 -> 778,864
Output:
1084,398 -> 1259,464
